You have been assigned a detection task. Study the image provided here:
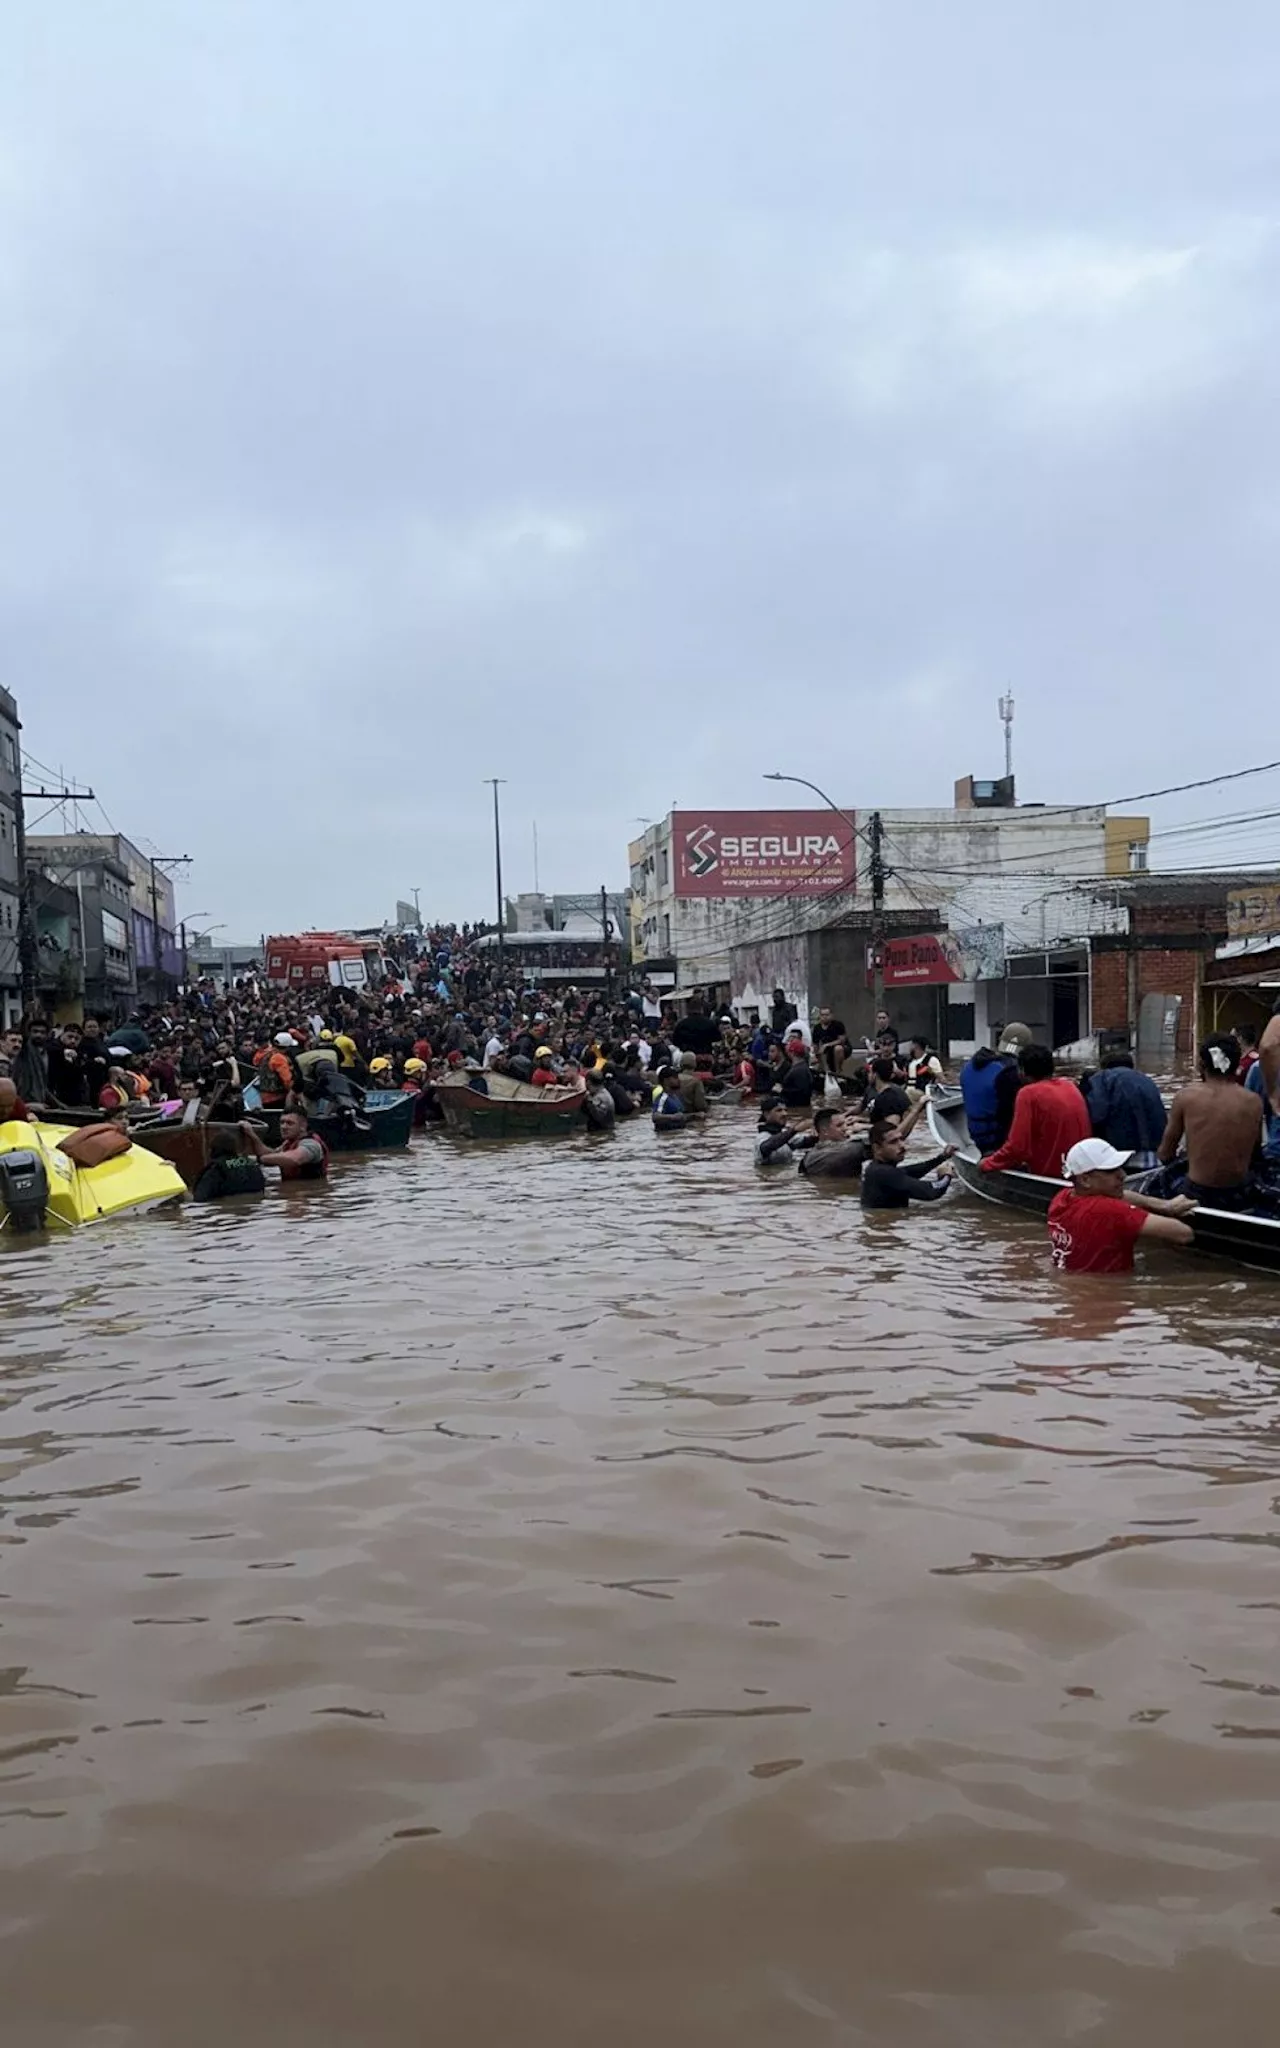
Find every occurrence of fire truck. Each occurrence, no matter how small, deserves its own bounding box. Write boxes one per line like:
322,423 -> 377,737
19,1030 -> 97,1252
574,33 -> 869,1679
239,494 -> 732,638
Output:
264,933 -> 374,992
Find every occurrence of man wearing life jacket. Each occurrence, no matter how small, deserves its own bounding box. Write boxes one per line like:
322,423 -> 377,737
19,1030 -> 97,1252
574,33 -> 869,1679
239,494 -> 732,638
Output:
959,1025 -> 1029,1155
255,1031 -> 298,1108
240,1109 -> 329,1181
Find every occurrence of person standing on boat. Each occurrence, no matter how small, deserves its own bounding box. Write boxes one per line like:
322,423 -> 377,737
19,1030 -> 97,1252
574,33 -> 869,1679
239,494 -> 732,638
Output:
255,1032 -> 298,1109
240,1110 -> 329,1181
1083,1053 -> 1167,1172
1048,1140 -> 1196,1271
980,1045 -> 1091,1179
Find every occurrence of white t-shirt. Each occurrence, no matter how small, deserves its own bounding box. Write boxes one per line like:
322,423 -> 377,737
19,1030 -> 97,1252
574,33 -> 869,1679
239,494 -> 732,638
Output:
484,1035 -> 504,1068
636,1037 -> 652,1068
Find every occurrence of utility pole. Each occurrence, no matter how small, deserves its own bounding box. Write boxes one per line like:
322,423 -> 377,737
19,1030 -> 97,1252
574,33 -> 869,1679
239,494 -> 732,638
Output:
15,777 -> 95,1017
149,855 -> 191,1004
600,883 -> 613,1000
869,809 -> 887,1015
411,886 -> 421,930
484,779 -> 506,981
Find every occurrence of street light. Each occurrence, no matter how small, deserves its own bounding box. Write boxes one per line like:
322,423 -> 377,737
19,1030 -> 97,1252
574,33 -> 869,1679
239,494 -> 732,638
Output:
763,770 -> 886,1011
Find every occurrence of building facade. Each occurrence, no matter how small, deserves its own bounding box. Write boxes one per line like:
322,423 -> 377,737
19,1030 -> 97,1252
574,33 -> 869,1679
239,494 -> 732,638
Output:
0,688 -> 21,1025
27,837 -> 137,1020
187,939 -> 264,987
629,787 -> 1149,1047
26,831 -> 180,1006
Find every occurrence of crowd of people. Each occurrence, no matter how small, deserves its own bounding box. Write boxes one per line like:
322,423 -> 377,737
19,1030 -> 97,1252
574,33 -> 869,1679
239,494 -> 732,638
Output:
3,924 -> 1279,1263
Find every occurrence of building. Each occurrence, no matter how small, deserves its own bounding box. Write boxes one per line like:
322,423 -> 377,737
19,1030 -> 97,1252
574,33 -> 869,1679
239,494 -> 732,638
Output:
27,837 -> 137,1020
629,783 -> 1149,1047
0,687 -> 20,1025
1093,870 -> 1280,1060
25,831 -> 181,1005
506,891 -> 628,939
187,939 -> 264,987
32,871 -> 85,1021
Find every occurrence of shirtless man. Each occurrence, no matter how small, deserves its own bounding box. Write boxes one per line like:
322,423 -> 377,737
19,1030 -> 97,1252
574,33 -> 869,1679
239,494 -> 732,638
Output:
1157,1033 -> 1263,1209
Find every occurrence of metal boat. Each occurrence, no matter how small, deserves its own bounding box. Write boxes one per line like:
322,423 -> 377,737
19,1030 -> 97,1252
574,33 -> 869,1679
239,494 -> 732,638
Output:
927,1091 -> 1280,1274
241,1085 -> 413,1152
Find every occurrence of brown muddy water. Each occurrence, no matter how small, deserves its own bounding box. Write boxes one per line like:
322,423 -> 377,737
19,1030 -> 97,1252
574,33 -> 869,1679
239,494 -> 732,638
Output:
1,1109 -> 1279,2047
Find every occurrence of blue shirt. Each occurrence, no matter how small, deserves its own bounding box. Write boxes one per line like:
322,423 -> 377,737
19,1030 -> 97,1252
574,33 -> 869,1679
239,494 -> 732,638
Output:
1246,1062 -> 1280,1158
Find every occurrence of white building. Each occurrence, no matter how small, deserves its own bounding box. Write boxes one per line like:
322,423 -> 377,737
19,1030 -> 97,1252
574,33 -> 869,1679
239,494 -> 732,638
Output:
628,784 -> 1149,1048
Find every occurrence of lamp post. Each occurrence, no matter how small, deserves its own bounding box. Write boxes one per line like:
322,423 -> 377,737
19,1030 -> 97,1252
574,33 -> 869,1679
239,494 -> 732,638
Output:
483,779 -> 507,981
762,770 -> 885,1013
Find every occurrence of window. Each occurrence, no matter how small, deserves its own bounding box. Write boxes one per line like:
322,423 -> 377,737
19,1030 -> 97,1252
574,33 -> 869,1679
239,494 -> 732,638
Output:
662,913 -> 671,950
1128,840 -> 1148,872
659,849 -> 669,887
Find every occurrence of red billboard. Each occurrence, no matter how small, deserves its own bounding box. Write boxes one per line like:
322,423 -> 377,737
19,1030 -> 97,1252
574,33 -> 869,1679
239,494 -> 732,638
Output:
880,933 -> 966,986
672,810 -> 855,898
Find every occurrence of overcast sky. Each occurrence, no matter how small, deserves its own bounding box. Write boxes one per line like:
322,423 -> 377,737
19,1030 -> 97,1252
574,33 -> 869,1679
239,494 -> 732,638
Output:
5,3 -> 1278,937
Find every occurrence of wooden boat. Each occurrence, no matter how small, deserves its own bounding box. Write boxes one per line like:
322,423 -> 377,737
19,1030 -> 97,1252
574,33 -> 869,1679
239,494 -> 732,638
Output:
927,1091 -> 1280,1275
133,1116 -> 262,1189
241,1085 -> 414,1152
437,1070 -> 585,1138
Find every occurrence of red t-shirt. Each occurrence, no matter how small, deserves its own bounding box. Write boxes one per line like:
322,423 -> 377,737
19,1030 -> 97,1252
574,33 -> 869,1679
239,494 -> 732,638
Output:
531,1066 -> 557,1087
1048,1188 -> 1146,1272
982,1078 -> 1091,1178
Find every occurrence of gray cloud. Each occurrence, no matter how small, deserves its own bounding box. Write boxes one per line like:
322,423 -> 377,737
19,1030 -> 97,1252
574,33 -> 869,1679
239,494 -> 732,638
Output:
4,2 -> 1279,934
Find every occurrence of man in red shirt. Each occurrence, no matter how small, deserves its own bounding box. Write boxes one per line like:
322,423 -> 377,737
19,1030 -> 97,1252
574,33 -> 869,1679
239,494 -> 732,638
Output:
1048,1139 -> 1196,1272
980,1044 -> 1091,1178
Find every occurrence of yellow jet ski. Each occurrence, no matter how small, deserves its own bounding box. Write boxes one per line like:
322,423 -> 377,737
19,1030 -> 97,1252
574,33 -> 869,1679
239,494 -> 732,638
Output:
0,1118 -> 186,1233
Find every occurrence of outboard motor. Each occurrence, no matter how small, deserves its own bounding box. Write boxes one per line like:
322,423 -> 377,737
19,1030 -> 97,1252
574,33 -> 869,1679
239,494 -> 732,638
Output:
0,1150 -> 49,1234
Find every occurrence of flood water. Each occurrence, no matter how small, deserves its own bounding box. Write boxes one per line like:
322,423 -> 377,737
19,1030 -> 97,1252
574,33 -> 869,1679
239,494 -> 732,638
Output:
2,1109 -> 1279,2047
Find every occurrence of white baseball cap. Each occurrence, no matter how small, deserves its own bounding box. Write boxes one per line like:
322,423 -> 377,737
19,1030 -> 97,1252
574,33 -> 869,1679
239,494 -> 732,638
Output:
1064,1138 -> 1132,1176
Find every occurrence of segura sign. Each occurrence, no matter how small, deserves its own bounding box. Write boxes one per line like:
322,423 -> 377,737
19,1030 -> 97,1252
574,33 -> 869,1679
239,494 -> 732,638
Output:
672,810 -> 855,898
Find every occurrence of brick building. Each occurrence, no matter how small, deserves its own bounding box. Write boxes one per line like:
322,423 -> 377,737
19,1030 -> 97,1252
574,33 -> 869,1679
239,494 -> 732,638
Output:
1090,872 -> 1280,1059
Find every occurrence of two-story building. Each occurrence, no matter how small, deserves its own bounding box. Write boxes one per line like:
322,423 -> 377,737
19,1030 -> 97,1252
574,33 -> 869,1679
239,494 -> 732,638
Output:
629,779 -> 1150,1047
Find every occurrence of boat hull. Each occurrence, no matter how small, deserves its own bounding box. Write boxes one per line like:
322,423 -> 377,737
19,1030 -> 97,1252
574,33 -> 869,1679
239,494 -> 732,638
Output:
927,1092 -> 1280,1275
1,1118 -> 186,1230
242,1088 -> 414,1152
438,1073 -> 585,1138
134,1119 -> 259,1188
